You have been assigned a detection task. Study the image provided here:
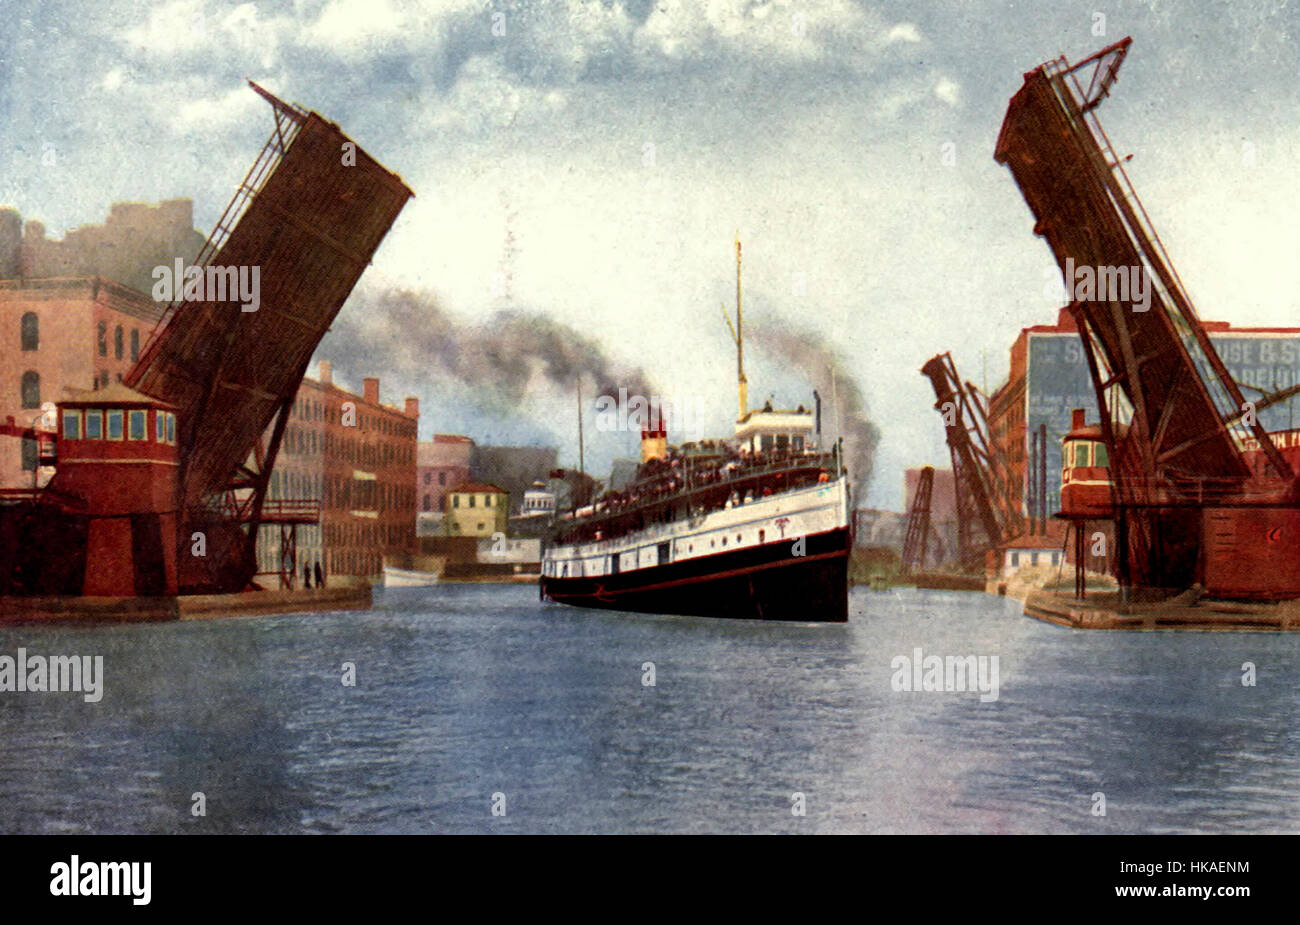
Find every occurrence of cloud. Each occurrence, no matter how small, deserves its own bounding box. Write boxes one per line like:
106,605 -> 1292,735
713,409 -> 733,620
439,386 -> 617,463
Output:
934,76 -> 961,107
885,22 -> 922,44
632,0 -> 924,74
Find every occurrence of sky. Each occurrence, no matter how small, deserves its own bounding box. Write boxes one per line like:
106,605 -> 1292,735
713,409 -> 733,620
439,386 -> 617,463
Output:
2,0 -> 1298,509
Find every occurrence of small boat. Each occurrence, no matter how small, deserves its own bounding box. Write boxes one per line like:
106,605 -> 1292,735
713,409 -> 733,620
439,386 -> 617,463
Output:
381,565 -> 440,587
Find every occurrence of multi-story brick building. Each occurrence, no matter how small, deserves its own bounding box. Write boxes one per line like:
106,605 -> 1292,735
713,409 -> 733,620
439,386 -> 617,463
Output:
988,307 -> 1300,525
257,361 -> 419,584
416,434 -> 473,535
0,199 -> 205,491
0,277 -> 164,488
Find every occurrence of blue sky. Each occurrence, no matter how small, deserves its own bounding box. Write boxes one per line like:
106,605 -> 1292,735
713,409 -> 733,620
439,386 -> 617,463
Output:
2,0 -> 1298,509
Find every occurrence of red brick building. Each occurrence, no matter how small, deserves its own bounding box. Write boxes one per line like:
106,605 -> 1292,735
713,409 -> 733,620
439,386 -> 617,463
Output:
257,360 -> 419,583
988,306 -> 1300,530
0,277 -> 164,489
416,433 -> 473,535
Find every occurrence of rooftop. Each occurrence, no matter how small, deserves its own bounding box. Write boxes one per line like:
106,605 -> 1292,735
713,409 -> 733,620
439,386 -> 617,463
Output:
63,381 -> 176,408
450,481 -> 507,495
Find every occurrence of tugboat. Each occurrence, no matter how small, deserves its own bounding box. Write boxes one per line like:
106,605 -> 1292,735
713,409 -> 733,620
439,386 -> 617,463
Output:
539,240 -> 852,621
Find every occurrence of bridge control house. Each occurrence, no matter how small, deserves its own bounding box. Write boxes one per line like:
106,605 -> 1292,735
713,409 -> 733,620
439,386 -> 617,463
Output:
56,383 -> 179,596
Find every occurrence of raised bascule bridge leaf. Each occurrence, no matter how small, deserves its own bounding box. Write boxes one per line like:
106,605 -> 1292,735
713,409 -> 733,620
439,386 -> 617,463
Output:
39,83 -> 414,593
995,38 -> 1299,596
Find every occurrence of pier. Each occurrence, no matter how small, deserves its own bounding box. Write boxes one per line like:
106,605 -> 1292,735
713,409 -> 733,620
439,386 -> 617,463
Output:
0,585 -> 371,626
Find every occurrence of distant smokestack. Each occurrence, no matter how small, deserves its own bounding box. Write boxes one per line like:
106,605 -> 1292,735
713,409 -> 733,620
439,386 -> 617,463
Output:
319,360 -> 332,385
363,377 -> 379,404
640,407 -> 669,464
1071,408 -> 1086,430
404,396 -> 419,418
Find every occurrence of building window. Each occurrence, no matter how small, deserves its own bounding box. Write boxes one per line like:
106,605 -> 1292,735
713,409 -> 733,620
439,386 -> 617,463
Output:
156,411 -> 166,442
85,410 -> 102,440
469,495 -> 476,508
20,312 -> 38,350
453,495 -> 460,509
106,410 -> 123,440
21,437 -> 37,472
20,371 -> 40,409
128,409 -> 146,440
97,321 -> 107,356
130,329 -> 140,362
485,495 -> 492,508
166,413 -> 175,444
424,472 -> 431,485
439,472 -> 446,486
422,495 -> 431,512
1010,552 -> 1020,567
114,325 -> 124,360
62,409 -> 82,440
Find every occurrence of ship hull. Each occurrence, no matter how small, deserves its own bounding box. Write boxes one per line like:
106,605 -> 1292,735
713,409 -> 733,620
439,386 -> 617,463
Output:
541,526 -> 849,622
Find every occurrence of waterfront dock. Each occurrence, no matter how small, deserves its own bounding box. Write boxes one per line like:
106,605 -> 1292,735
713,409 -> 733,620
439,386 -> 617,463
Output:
1023,588 -> 1300,632
0,584 -> 371,626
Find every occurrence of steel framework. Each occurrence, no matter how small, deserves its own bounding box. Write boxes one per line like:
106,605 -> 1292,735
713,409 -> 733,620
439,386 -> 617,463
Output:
921,354 -> 1021,571
996,37 -> 1296,594
103,83 -> 414,593
900,465 -> 933,576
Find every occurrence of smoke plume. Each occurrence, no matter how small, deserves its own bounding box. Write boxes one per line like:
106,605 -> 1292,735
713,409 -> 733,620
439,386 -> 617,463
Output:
317,286 -> 655,419
747,322 -> 879,504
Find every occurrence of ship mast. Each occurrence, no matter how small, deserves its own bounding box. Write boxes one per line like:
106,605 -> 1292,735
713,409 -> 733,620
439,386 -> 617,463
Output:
735,235 -> 747,421
720,234 -> 748,422
576,379 -> 585,479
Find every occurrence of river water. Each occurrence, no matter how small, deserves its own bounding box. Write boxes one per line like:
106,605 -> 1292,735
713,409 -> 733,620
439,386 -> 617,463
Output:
2,585 -> 1298,834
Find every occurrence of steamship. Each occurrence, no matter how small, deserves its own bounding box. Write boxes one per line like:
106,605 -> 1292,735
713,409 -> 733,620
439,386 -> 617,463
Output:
539,241 -> 852,622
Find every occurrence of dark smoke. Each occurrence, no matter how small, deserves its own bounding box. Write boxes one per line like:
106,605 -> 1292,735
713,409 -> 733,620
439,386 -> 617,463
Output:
747,322 -> 879,504
318,287 -> 655,417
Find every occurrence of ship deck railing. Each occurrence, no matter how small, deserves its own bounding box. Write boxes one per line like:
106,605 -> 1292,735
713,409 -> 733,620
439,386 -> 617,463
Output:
552,451 -> 841,547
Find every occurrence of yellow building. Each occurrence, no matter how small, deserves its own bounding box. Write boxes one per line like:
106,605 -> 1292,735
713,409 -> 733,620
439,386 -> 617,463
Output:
444,481 -> 508,536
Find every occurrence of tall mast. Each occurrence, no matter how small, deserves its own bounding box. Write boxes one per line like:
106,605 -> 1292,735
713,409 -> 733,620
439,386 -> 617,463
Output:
577,379 -> 585,478
736,235 -> 747,422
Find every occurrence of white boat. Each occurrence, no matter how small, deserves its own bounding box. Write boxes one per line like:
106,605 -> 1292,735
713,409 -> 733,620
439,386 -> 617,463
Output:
382,564 -> 440,587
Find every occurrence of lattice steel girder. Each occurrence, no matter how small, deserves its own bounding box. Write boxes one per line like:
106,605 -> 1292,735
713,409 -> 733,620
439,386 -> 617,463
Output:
124,83 -> 413,515
995,38 -> 1292,488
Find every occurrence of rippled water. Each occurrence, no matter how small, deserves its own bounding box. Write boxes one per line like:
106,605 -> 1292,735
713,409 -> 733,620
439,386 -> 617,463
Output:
2,585 -> 1299,833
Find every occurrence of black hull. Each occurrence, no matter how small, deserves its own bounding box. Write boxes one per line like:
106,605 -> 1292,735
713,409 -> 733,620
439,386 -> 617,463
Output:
541,527 -> 849,622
